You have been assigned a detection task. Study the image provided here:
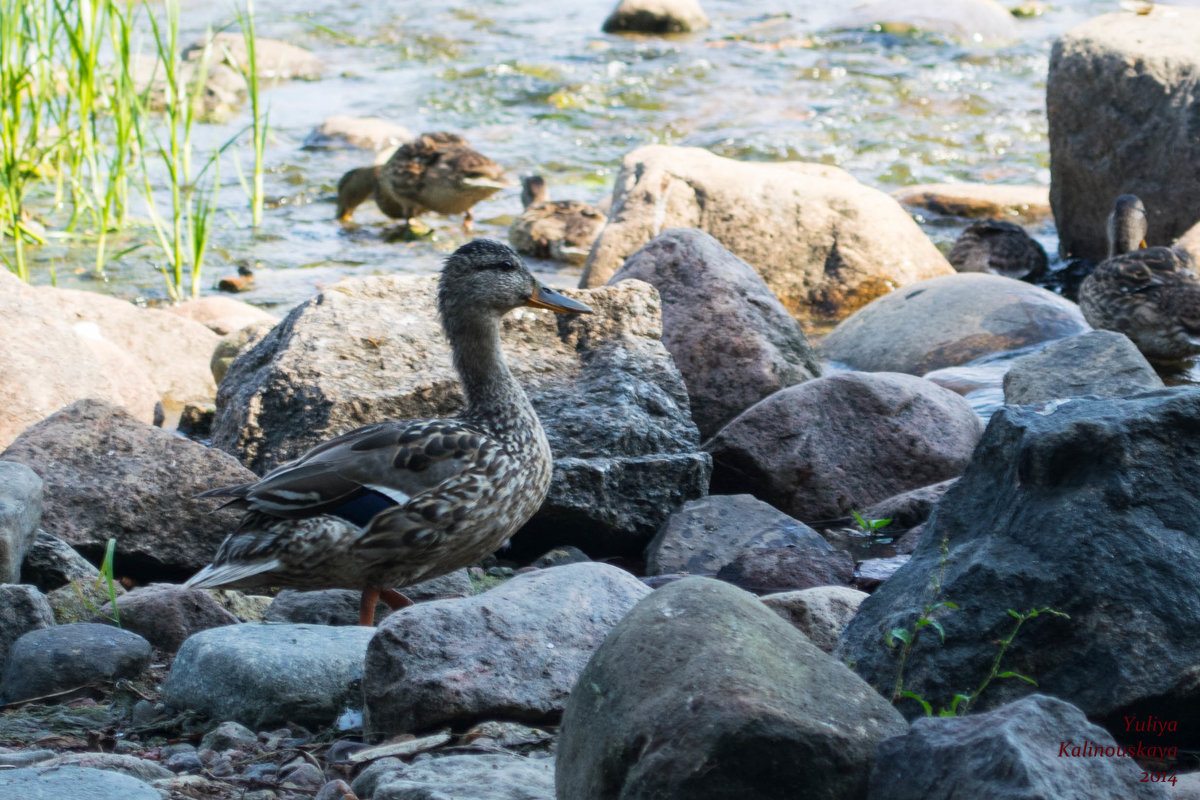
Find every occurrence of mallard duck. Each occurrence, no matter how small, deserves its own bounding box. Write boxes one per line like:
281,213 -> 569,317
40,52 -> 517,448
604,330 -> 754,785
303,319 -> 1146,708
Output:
336,132 -> 509,232
947,219 -> 1047,281
1078,194 -> 1200,362
187,240 -> 592,625
508,175 -> 607,265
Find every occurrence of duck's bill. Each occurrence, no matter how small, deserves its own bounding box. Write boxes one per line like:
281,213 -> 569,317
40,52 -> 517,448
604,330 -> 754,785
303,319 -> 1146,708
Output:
525,284 -> 593,314
462,176 -> 511,190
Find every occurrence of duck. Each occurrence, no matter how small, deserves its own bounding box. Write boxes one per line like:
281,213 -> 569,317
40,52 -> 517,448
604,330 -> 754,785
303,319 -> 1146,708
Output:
336,132 -> 509,232
508,175 -> 607,265
947,219 -> 1047,282
187,240 -> 592,625
1078,194 -> 1200,363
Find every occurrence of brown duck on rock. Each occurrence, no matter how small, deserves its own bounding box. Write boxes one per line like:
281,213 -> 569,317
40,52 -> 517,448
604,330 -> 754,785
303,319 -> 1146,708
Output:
508,174 -> 607,265
336,132 -> 509,231
1079,194 -> 1200,363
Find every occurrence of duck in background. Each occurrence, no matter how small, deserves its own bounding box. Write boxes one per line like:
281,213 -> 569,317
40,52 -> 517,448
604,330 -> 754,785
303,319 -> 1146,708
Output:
508,174 -> 607,265
947,219 -> 1048,282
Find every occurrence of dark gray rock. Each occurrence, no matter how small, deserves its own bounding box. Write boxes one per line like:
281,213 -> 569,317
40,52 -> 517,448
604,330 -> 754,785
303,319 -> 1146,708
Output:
706,372 -> 982,521
0,765 -> 160,800
200,720 -> 258,752
646,494 -> 832,576
0,623 -> 151,703
20,530 -> 99,591
212,277 -> 709,558
839,388 -> 1200,726
0,584 -> 54,668
162,623 -> 374,729
602,0 -> 709,33
868,694 -> 1165,800
716,545 -> 855,594
0,461 -> 42,583
94,584 -> 238,652
1048,10 -> 1200,260
609,229 -> 820,438
371,753 -> 555,800
0,399 -> 258,578
1003,330 -> 1164,405
557,577 -> 907,800
760,586 -> 868,654
860,479 -> 957,533
364,563 -> 650,735
265,569 -> 473,626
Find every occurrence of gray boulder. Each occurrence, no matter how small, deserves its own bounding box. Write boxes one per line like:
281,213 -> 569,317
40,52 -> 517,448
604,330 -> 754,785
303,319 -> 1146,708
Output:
645,494 -> 832,576
21,530 -> 101,591
212,276 -> 709,557
868,695 -> 1165,799
609,228 -> 820,438
1,399 -> 258,577
556,577 -> 907,800
0,584 -> 55,668
602,0 -> 709,34
580,145 -> 953,322
94,584 -> 239,652
163,623 -> 374,730
818,273 -> 1090,374
0,766 -> 160,800
370,753 -> 555,800
0,623 -> 151,703
363,563 -> 650,735
1048,9 -> 1200,260
839,388 -> 1200,726
1002,330 -> 1164,405
705,372 -> 982,521
0,461 -> 41,583
761,586 -> 868,654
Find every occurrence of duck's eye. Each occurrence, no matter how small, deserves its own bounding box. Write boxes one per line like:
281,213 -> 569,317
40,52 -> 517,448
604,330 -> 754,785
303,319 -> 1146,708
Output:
498,260 -> 517,271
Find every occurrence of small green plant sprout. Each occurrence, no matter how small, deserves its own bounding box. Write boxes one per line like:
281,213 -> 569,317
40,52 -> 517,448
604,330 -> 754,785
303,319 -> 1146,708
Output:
850,509 -> 892,535
97,536 -> 122,627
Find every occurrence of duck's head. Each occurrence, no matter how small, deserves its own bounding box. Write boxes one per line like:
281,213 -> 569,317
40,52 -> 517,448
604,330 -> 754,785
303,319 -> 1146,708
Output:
1107,194 -> 1149,258
521,175 -> 548,208
438,240 -> 592,328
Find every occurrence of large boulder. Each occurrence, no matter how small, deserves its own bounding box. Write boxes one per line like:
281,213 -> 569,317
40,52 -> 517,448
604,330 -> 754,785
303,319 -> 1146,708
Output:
580,145 -> 953,321
602,0 -> 710,34
0,766 -> 161,800
838,388 -> 1200,730
0,462 -> 42,583
609,228 -> 820,438
1048,8 -> 1200,260
705,372 -> 982,521
1002,330 -> 1164,405
556,577 -> 907,800
211,276 -> 709,558
818,273 -> 1090,375
1,399 -> 258,578
363,563 -> 650,735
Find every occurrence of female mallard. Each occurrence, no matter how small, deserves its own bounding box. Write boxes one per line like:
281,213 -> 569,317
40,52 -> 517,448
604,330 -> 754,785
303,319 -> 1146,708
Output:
1078,194 -> 1200,363
508,175 -> 607,265
187,240 -> 592,625
336,132 -> 509,232
947,219 -> 1047,281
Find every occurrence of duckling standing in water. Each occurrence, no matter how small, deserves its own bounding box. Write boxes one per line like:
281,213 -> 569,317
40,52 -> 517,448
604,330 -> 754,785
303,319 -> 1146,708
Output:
336,132 -> 509,232
1078,194 -> 1200,363
947,219 -> 1048,282
508,175 -> 607,265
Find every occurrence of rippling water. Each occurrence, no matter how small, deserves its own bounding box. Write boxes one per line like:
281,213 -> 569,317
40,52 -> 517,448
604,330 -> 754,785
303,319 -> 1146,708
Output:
17,0 -> 1159,310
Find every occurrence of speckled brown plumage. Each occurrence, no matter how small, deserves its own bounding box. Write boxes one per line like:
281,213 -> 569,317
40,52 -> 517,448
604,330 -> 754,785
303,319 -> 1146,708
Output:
947,219 -> 1047,281
508,175 -> 607,265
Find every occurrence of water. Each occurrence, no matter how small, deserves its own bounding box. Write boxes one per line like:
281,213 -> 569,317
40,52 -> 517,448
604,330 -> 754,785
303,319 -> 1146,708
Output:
13,0 -> 1157,313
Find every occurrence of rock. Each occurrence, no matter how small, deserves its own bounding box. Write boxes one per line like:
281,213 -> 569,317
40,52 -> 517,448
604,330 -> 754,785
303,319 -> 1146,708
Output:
706,372 -> 982,521
46,578 -> 125,626
211,276 -> 709,557
716,546 -> 855,594
94,584 -> 239,652
838,388 -> 1200,726
303,115 -> 413,152
609,228 -> 820,437
0,584 -> 55,668
370,753 -> 555,800
0,461 -> 42,583
162,623 -> 374,730
130,53 -> 245,120
211,319 -> 276,386
0,766 -> 161,800
0,623 -> 151,703
601,0 -> 709,34
761,585 -> 868,654
818,273 -> 1090,374
853,555 -> 911,591
859,479 -> 957,533
177,404 -> 215,438
206,589 -> 273,622
530,545 -> 591,568
556,577 -> 907,800
184,33 -> 324,81
580,145 -> 953,321
43,753 -> 174,782
1002,330 -> 1164,405
645,494 -> 832,576
1178,218 -> 1200,262
830,0 -> 1019,43
200,720 -> 258,752
1049,8 -> 1200,260
265,572 -> 474,625
20,531 -> 98,591
1,399 -> 258,578
868,695 -> 1165,799
892,182 -> 1051,223
363,563 -> 650,735
164,296 -> 277,336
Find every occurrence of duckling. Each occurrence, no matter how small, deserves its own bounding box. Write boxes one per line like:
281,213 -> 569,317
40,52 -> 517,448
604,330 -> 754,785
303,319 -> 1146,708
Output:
508,175 -> 607,265
336,132 -> 509,232
188,240 -> 592,625
947,219 -> 1047,282
1078,194 -> 1200,362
